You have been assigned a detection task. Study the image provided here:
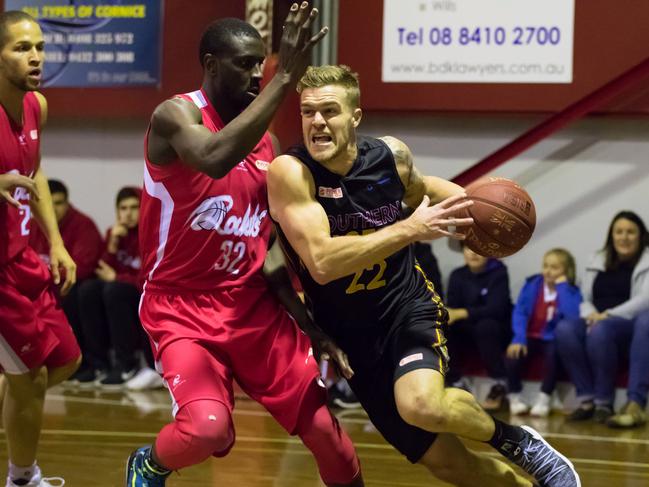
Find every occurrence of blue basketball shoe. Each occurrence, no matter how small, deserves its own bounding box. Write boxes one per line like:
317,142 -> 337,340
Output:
125,446 -> 170,487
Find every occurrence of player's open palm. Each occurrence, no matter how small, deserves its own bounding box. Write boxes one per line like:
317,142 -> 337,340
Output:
277,2 -> 328,82
408,194 -> 474,241
0,173 -> 39,208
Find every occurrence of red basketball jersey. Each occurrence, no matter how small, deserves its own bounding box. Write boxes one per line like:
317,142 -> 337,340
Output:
140,89 -> 275,292
0,92 -> 41,266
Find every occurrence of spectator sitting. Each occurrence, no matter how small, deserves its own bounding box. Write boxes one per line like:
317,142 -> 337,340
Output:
445,244 -> 512,411
76,187 -> 160,390
556,211 -> 649,427
29,179 -> 103,379
505,248 -> 581,417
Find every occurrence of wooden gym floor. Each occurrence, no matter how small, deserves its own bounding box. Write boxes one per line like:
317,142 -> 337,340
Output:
0,387 -> 647,486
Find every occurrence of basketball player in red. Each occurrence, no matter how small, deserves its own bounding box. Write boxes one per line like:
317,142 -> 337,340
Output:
268,65 -> 581,487
126,4 -> 363,486
0,10 -> 81,487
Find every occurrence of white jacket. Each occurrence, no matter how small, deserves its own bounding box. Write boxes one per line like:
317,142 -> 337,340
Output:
580,247 -> 649,320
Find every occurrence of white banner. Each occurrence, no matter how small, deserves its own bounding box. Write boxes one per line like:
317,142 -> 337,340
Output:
382,0 -> 574,83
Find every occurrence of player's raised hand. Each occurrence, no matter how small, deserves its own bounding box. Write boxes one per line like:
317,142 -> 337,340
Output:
50,243 -> 77,295
406,194 -> 474,241
0,173 -> 40,208
277,2 -> 328,82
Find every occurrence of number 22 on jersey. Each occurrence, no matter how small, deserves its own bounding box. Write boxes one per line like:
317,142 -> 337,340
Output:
344,229 -> 387,295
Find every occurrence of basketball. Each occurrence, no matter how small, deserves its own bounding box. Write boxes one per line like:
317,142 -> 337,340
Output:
459,177 -> 536,258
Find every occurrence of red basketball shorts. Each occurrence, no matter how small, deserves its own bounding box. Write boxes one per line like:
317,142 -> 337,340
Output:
0,247 -> 80,374
140,283 -> 325,434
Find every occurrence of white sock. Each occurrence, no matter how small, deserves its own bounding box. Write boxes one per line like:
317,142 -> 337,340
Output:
8,461 -> 38,482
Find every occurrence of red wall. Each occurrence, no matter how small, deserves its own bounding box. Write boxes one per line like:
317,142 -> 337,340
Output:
4,0 -> 646,118
338,0 -> 649,114
0,0 -> 245,119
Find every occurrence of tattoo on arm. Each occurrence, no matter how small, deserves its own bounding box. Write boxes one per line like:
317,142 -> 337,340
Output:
381,136 -> 424,204
382,136 -> 415,184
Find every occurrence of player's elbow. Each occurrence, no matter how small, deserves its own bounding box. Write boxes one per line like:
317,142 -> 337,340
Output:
188,154 -> 229,179
310,268 -> 333,285
308,258 -> 339,285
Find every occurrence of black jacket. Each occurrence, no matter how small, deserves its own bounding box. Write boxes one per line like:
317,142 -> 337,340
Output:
446,259 -> 512,323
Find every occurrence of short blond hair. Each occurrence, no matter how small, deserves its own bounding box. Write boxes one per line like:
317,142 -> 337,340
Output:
297,65 -> 360,108
545,248 -> 576,285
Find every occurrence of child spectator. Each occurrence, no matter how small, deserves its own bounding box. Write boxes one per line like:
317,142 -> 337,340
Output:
506,248 -> 581,416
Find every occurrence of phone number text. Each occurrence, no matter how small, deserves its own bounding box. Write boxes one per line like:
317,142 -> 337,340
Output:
397,26 -> 562,46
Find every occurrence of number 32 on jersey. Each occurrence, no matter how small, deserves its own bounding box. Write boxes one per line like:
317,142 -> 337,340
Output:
345,229 -> 387,295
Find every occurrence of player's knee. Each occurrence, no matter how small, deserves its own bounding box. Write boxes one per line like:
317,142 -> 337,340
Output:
48,354 -> 82,387
5,367 -> 47,398
64,354 -> 82,374
177,400 -> 234,455
396,391 -> 447,431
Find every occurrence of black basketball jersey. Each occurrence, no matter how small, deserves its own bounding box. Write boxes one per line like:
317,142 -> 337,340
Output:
278,136 -> 446,354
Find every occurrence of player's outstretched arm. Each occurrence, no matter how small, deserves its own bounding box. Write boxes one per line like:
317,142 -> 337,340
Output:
263,234 -> 353,378
147,2 -> 327,179
268,155 -> 471,284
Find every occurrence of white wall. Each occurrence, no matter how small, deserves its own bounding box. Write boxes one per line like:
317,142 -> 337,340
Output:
41,120 -> 147,233
41,115 -> 649,297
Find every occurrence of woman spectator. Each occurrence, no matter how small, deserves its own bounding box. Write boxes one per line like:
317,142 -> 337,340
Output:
556,211 -> 649,427
505,248 -> 581,417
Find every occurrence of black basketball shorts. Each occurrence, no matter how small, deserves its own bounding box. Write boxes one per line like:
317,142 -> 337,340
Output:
347,317 -> 449,463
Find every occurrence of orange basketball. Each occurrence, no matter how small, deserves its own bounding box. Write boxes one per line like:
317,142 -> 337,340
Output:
459,177 -> 536,258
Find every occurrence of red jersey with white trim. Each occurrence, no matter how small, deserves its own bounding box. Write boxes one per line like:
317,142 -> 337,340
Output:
140,89 -> 275,292
0,92 -> 41,266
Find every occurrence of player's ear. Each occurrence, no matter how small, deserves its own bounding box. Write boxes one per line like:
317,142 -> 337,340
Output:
203,54 -> 219,77
352,107 -> 362,128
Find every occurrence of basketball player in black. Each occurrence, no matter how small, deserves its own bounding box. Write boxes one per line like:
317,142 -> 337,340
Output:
267,65 -> 581,487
